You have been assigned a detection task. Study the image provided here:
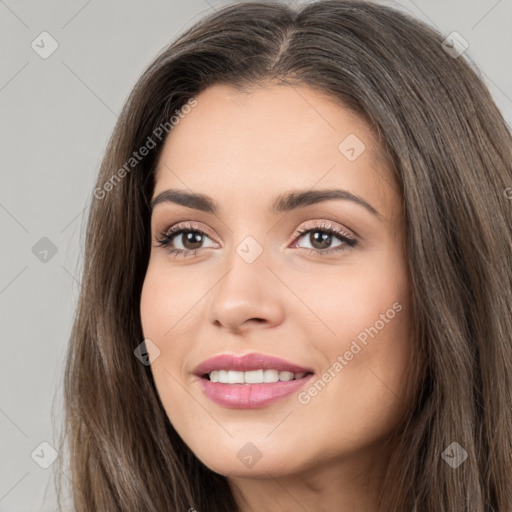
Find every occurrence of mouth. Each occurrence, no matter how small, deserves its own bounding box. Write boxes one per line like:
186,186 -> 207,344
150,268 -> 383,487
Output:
194,353 -> 315,408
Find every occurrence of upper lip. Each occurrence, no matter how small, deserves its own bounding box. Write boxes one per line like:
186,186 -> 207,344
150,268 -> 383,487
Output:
194,353 -> 314,377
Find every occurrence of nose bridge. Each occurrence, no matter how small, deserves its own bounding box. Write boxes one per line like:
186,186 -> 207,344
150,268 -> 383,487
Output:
206,230 -> 284,332
219,230 -> 270,306
234,233 -> 266,266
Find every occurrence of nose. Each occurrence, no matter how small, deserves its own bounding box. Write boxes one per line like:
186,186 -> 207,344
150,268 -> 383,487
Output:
206,246 -> 285,335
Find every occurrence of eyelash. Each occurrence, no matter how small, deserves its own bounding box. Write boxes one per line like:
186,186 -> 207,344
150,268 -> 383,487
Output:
154,220 -> 357,259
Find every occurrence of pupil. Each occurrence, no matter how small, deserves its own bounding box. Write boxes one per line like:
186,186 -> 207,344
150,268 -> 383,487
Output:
311,230 -> 331,249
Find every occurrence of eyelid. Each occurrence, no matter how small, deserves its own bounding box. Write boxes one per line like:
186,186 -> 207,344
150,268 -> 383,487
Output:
158,220 -> 217,241
291,219 -> 356,242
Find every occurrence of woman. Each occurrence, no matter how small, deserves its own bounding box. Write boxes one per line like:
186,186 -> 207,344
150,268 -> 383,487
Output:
57,1 -> 512,510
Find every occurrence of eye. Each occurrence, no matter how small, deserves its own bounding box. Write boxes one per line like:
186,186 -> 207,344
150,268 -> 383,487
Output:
154,222 -> 217,258
291,220 -> 357,256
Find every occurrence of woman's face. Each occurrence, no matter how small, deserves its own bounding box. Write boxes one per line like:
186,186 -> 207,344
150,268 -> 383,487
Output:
140,83 -> 414,481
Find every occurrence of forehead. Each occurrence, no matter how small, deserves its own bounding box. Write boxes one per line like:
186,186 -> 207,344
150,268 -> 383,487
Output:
153,83 -> 400,222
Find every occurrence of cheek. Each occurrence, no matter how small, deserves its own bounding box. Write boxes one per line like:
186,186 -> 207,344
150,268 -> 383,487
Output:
140,277 -> 163,339
139,260 -> 215,418
294,243 -> 410,349
327,298 -> 413,449
140,262 -> 202,340
139,266 -> 191,403
294,247 -> 413,435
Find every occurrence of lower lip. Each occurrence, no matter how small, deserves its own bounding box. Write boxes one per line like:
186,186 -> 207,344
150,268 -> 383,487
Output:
197,375 -> 314,408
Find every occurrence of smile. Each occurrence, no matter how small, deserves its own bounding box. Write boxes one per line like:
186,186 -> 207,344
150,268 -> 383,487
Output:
194,353 -> 315,408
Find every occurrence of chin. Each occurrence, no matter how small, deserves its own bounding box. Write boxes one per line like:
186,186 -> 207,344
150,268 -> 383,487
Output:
190,443 -> 302,479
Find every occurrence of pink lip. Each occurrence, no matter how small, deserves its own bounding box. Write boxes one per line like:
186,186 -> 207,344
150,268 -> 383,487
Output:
194,352 -> 313,376
198,377 -> 315,408
194,353 -> 315,409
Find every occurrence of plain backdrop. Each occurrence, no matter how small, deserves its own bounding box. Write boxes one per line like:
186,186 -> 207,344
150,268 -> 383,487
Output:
1,0 -> 511,510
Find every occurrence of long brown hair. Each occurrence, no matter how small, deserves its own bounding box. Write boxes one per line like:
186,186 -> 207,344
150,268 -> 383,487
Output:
55,1 -> 512,510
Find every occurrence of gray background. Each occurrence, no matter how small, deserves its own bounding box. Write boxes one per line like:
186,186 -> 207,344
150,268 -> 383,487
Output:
1,0 -> 511,510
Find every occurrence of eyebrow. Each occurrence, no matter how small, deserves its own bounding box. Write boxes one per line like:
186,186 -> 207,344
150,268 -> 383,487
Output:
150,188 -> 381,218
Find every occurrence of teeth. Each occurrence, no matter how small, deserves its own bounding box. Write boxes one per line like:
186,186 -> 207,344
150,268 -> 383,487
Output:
227,370 -> 244,384
246,369 -> 264,383
208,369 -> 308,384
279,371 -> 294,381
263,369 -> 278,383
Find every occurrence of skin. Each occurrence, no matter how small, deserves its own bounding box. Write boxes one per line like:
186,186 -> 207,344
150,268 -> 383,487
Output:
140,82 -> 415,512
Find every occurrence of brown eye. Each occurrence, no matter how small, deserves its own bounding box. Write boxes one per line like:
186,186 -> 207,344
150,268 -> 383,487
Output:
179,231 -> 205,250
308,230 -> 334,250
155,226 -> 217,256
294,224 -> 356,255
